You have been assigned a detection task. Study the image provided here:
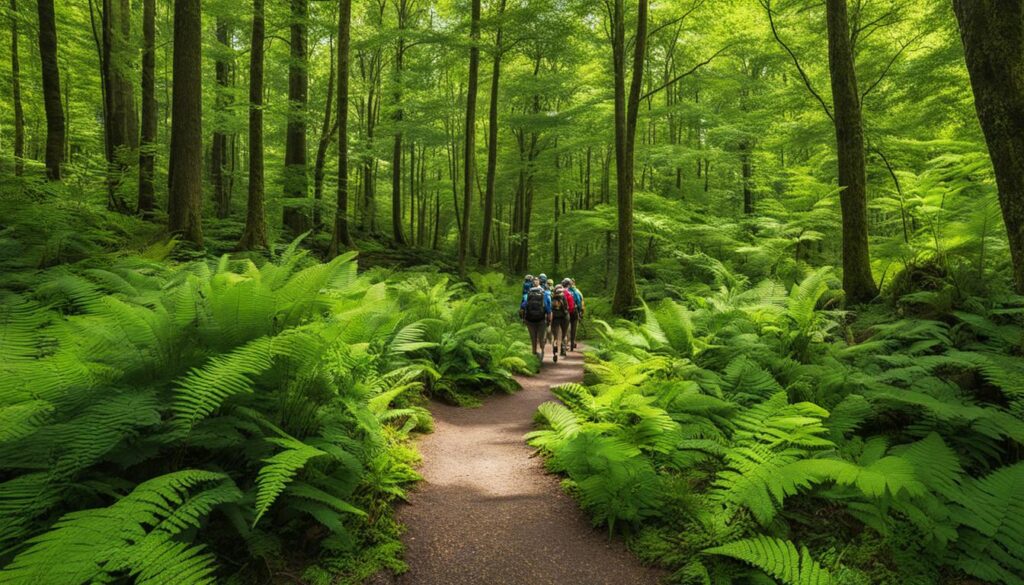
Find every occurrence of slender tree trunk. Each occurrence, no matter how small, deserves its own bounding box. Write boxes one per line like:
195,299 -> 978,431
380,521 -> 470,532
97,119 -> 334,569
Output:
211,19 -> 231,218
37,0 -> 64,181
391,1 -> 409,246
741,141 -> 753,214
313,34 -> 336,230
238,0 -> 268,250
458,0 -> 481,275
331,0 -> 355,253
10,0 -> 23,176
611,0 -> 647,316
102,0 -> 136,212
168,0 -> 203,245
953,0 -> 1024,293
283,0 -> 310,235
138,0 -> 157,216
478,0 -> 506,268
826,0 -> 878,302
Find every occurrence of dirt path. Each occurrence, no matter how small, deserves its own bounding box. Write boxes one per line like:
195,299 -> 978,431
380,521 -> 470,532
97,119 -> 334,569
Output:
374,346 -> 663,585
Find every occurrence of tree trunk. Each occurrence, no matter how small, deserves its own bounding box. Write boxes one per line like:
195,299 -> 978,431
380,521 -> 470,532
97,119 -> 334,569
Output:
138,0 -> 157,216
610,0 -> 647,316
741,141 -> 753,214
167,0 -> 203,246
283,0 -> 310,235
478,0 -> 506,268
458,0 -> 481,276
211,19 -> 232,218
330,0 -> 355,253
953,0 -> 1024,293
37,0 -> 64,181
391,1 -> 409,246
313,34 -> 336,230
238,0 -> 268,250
10,0 -> 23,176
101,0 -> 136,212
826,0 -> 878,303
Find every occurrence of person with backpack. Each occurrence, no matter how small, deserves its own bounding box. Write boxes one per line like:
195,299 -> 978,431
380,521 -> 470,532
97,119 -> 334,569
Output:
564,278 -> 585,351
550,283 -> 574,362
519,276 -> 551,361
522,274 -> 534,296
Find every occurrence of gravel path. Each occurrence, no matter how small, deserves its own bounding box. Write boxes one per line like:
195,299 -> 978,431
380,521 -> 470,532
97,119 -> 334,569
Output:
372,345 -> 664,585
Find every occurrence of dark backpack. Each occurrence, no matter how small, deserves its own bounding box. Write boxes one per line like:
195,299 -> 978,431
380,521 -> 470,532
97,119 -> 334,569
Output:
524,289 -> 545,322
552,291 -> 569,319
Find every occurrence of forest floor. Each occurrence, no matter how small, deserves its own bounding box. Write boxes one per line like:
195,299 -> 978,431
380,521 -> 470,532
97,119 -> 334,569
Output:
369,345 -> 663,585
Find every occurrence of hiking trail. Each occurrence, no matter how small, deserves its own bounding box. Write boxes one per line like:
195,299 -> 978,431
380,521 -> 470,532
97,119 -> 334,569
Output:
371,346 -> 663,585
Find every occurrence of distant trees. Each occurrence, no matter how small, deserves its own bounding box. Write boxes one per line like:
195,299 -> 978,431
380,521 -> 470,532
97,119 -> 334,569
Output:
36,0 -> 63,181
9,0 -> 23,177
101,0 -> 137,212
953,0 -> 1024,294
283,0 -> 310,235
478,0 -> 507,268
167,0 -> 204,246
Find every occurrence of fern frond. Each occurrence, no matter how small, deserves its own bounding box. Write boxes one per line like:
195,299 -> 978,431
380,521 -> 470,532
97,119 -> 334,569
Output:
705,536 -> 833,585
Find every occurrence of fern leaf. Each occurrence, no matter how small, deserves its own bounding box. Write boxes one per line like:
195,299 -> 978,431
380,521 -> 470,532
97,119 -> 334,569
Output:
705,536 -> 833,585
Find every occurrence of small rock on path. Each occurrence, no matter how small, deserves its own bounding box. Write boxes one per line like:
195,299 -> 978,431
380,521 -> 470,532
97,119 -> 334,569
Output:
371,345 -> 664,585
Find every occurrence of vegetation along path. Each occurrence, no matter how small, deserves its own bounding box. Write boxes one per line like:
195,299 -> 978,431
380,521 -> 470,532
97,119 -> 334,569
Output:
379,348 -> 662,585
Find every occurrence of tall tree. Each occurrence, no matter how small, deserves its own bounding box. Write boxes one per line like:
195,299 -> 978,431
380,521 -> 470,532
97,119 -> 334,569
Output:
138,0 -> 157,215
36,0 -> 64,181
9,0 -> 23,176
101,0 -> 137,212
825,0 -> 878,303
458,0 -> 481,275
238,0 -> 268,250
168,0 -> 204,245
390,0 -> 412,246
478,0 -> 507,268
953,0 -> 1024,294
211,18 -> 233,218
610,0 -> 648,315
331,0 -> 355,253
313,33 -> 336,229
283,0 -> 310,234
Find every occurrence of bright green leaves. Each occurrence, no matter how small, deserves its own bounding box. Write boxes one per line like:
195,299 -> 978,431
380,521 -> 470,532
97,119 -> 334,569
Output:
705,536 -> 833,585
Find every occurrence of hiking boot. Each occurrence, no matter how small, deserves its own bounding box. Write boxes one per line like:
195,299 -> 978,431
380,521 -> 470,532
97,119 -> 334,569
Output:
560,349 -> 567,357
553,348 -> 558,363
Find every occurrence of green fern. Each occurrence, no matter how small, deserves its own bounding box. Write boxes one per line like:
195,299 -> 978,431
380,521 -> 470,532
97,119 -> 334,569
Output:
705,535 -> 833,585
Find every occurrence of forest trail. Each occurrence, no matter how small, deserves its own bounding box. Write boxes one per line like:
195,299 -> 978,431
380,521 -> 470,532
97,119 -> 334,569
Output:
373,346 -> 663,585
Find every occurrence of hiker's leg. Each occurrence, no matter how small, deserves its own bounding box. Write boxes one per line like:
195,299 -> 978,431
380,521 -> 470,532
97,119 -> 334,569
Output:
539,322 -> 548,352
527,322 -> 539,353
569,315 -> 578,348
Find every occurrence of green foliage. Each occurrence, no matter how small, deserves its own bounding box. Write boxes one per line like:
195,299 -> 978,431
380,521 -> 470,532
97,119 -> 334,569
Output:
530,265 -> 1024,584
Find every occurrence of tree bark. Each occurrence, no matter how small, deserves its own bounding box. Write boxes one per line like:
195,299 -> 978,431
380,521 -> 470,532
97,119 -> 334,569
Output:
211,19 -> 232,218
953,0 -> 1024,293
330,0 -> 355,253
391,0 -> 409,246
478,0 -> 506,268
313,34 -> 336,230
138,0 -> 157,216
238,0 -> 268,250
168,0 -> 203,245
458,0 -> 481,276
610,0 -> 647,316
10,0 -> 23,176
37,0 -> 64,181
741,141 -> 753,214
283,0 -> 310,235
101,0 -> 136,212
826,0 -> 878,303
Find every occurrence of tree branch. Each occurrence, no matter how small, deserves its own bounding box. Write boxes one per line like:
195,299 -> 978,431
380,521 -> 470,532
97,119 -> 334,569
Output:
760,0 -> 834,122
639,42 -> 732,101
859,30 -> 926,102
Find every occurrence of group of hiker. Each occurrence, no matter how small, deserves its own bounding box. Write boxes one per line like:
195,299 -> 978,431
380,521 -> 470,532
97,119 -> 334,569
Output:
519,273 -> 585,363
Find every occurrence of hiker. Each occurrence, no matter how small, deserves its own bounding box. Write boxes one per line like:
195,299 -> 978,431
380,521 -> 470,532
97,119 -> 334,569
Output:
522,274 -> 534,296
550,283 -> 574,362
538,273 -> 549,288
543,279 -> 555,347
520,277 -> 551,361
563,278 -> 585,351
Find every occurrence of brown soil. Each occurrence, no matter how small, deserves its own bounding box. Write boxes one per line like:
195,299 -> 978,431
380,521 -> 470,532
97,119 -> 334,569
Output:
370,345 -> 664,585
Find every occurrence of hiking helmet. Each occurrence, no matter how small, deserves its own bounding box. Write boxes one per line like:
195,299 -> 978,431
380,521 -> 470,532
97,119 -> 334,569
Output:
525,274 -> 534,281
554,284 -> 564,292
561,278 -> 571,287
539,273 -> 547,280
